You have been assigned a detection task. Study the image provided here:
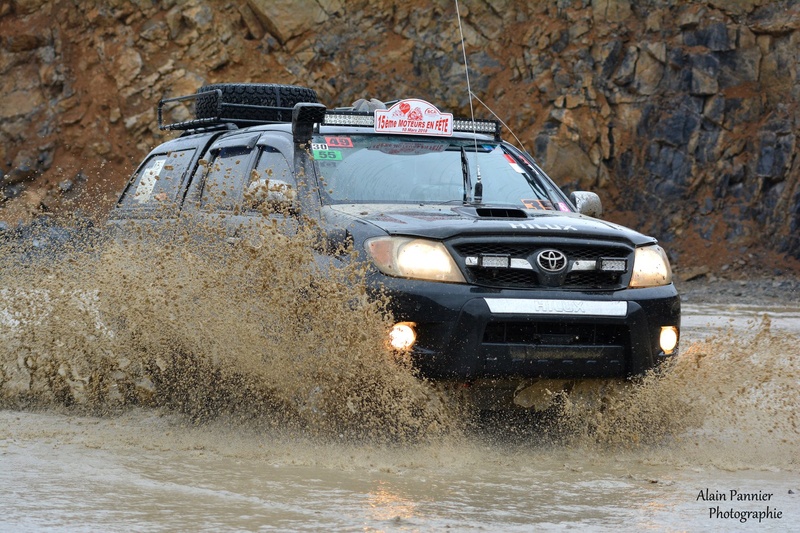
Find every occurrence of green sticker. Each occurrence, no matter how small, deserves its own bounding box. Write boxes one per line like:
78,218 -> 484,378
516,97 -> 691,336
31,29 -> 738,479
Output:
312,149 -> 342,161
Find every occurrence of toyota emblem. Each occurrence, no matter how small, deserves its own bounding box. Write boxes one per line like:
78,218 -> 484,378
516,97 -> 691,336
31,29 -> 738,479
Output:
536,249 -> 567,272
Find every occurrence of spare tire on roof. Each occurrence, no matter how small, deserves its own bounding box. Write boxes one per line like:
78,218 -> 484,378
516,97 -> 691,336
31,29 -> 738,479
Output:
194,83 -> 319,123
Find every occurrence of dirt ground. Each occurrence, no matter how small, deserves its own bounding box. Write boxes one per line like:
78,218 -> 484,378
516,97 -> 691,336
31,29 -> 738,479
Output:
676,273 -> 800,307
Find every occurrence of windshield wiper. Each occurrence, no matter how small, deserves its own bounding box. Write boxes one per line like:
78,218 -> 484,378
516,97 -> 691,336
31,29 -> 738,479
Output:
460,146 -> 472,203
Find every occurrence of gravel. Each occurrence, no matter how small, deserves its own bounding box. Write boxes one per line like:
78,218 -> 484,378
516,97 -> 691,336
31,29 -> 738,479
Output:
676,274 -> 800,306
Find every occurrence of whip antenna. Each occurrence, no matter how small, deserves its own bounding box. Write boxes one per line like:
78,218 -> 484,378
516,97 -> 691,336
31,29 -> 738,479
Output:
470,92 -> 528,153
454,0 -> 482,203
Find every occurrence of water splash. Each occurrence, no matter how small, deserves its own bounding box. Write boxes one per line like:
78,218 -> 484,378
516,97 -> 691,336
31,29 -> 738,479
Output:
0,216 -> 457,442
1,216 -> 798,460
546,314 -> 799,469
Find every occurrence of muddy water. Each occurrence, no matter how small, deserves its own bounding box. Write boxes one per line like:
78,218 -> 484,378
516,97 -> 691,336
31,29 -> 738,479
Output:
1,222 -> 798,531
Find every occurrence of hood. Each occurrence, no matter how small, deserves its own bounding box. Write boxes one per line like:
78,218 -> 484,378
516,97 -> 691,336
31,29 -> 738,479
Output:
324,203 -> 655,246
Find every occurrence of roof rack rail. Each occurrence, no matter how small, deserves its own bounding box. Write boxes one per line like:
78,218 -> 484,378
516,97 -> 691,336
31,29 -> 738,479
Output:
157,90 -> 297,131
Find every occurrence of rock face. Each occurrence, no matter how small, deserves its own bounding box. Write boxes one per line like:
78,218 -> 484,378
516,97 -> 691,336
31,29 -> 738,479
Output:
1,0 -> 799,271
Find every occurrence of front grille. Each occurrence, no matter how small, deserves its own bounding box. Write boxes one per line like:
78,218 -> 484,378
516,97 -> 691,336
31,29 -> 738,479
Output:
563,271 -> 621,288
456,243 -> 532,256
481,320 -> 630,377
471,269 -> 538,286
483,321 -> 628,346
450,240 -> 632,290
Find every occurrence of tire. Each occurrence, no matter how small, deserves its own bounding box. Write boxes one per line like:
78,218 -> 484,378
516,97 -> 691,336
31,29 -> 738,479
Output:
194,83 -> 319,123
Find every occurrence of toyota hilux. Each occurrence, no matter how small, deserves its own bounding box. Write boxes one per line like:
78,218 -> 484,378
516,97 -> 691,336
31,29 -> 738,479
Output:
107,83 -> 680,407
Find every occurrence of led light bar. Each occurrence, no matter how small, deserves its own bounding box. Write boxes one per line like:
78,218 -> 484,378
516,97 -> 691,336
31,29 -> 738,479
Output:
599,258 -> 627,272
452,118 -> 499,135
322,111 -> 500,138
323,111 -> 375,127
466,255 -> 533,270
480,255 -> 510,268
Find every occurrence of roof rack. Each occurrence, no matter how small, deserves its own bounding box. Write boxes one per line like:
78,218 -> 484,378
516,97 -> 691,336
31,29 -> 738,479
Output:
157,91 -> 503,140
157,91 -> 297,131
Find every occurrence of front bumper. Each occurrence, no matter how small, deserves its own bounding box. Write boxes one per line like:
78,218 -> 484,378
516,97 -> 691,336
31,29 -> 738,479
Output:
378,277 -> 681,381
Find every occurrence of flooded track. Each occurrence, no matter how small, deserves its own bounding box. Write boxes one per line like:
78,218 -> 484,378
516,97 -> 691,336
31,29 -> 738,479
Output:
2,304 -> 797,531
682,302 -> 800,336
1,229 -> 798,531
2,401 -> 796,532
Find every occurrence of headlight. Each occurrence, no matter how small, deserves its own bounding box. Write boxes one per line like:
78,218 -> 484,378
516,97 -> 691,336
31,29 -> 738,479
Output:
365,236 -> 466,283
629,245 -> 673,288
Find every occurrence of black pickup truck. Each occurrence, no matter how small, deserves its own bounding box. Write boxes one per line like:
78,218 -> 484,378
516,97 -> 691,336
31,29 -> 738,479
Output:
108,83 -> 680,406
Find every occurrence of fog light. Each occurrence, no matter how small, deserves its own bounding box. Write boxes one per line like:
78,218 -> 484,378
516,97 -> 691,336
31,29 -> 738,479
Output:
389,322 -> 416,351
660,326 -> 678,355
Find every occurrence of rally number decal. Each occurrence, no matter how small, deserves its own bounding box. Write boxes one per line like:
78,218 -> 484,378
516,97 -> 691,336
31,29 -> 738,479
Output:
324,136 -> 353,148
522,199 -> 555,210
312,149 -> 343,161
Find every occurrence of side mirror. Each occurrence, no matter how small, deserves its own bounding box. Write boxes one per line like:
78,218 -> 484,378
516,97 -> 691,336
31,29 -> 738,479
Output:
569,191 -> 602,218
246,178 -> 296,210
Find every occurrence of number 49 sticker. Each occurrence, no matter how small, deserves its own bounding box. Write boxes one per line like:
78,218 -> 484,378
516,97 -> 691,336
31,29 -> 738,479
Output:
325,136 -> 353,148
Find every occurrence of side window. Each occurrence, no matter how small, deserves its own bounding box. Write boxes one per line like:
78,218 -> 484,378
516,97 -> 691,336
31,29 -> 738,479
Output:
251,147 -> 294,187
119,149 -> 195,208
198,145 -> 293,213
199,146 -> 254,211
244,146 -> 297,211
244,147 -> 295,212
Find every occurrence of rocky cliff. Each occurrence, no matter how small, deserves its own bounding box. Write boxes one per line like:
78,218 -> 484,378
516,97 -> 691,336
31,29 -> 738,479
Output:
1,0 -> 799,274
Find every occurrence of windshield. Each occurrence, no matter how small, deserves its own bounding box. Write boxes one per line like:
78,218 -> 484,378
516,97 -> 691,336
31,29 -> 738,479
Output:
311,134 -> 571,211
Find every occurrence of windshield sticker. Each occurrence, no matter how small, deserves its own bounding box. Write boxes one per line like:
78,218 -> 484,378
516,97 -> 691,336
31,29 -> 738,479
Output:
522,199 -> 555,210
134,157 -> 165,203
557,202 -> 571,212
324,136 -> 353,148
374,98 -> 453,136
312,149 -> 342,161
368,141 -> 448,155
504,153 -> 525,173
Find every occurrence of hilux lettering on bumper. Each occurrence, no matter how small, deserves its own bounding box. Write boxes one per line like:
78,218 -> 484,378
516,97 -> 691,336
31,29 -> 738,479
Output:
484,298 -> 628,317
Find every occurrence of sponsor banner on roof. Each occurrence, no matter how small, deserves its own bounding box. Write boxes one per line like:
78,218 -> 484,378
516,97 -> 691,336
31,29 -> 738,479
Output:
374,99 -> 453,136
